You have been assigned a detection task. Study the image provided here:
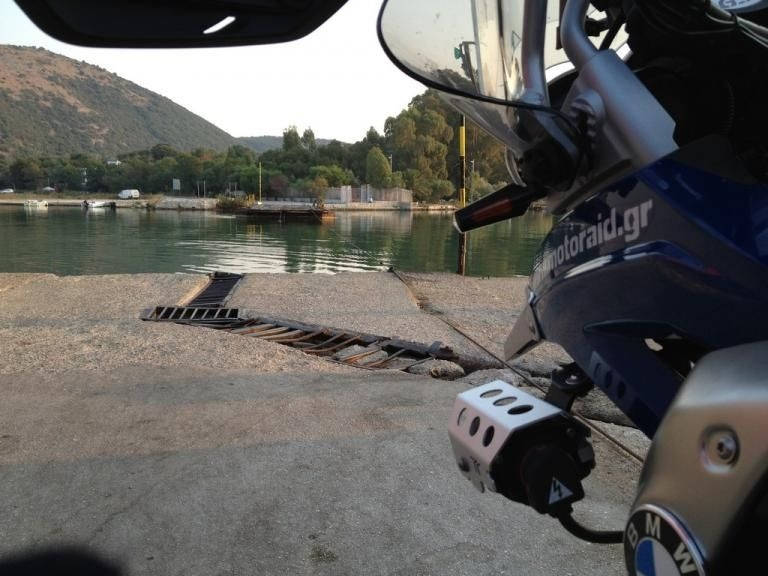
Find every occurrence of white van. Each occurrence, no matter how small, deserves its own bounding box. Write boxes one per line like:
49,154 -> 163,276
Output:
118,189 -> 140,199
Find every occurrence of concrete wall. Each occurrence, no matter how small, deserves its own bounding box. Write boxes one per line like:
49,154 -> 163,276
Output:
154,197 -> 217,210
330,202 -> 411,211
266,186 -> 413,206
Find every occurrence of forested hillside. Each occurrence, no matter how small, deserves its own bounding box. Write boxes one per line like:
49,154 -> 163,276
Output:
0,45 -> 235,157
1,86 -> 509,202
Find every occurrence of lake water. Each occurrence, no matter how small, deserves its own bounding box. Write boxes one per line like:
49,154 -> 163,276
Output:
0,206 -> 552,276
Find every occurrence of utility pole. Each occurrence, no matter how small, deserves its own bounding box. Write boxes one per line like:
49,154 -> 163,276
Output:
457,115 -> 467,275
258,161 -> 262,205
470,159 -> 475,201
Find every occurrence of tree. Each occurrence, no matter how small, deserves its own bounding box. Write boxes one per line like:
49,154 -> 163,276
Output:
316,139 -> 347,167
467,125 -> 508,184
282,126 -> 301,152
309,175 -> 328,207
9,158 -> 43,190
390,171 -> 405,188
0,156 -> 10,187
346,140 -> 373,181
404,168 -> 431,202
470,173 -> 495,202
121,155 -> 151,193
430,179 -> 455,202
309,164 -> 354,187
269,173 -> 289,196
150,143 -> 176,161
104,163 -> 129,193
365,127 -> 384,148
225,144 -> 254,166
176,154 -> 203,194
381,90 -> 456,198
1,87 -> 509,200
238,164 -> 260,194
301,128 -> 317,154
365,146 -> 392,188
147,157 -> 178,193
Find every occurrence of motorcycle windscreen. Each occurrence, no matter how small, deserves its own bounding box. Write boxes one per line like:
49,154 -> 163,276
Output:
378,0 -> 568,100
378,0 -> 567,155
378,0 -> 626,154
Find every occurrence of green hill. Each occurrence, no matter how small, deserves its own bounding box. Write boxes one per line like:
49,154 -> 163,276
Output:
0,45 -> 236,157
237,135 -> 336,153
236,135 -> 283,153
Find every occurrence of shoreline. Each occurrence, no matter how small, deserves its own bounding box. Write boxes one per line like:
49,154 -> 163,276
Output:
0,195 -> 457,212
0,195 -> 547,213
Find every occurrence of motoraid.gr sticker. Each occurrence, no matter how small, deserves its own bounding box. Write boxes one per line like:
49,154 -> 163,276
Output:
713,0 -> 768,13
540,199 -> 653,276
624,505 -> 705,576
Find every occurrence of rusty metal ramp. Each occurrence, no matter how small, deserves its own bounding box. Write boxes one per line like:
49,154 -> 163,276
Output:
185,272 -> 243,308
140,305 -> 459,371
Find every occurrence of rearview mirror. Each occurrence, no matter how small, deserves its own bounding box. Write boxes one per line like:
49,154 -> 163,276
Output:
15,0 -> 348,48
377,0 -> 567,106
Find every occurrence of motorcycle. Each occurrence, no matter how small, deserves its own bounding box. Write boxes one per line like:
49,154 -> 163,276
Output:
378,1 -> 768,574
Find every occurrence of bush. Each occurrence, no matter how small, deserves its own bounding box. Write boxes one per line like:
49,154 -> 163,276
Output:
216,195 -> 247,212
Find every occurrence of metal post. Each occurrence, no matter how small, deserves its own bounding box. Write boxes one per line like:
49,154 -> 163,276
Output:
258,161 -> 262,204
457,116 -> 467,275
470,159 -> 475,201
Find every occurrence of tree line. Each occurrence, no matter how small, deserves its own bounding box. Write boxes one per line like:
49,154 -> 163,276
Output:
0,90 -> 509,203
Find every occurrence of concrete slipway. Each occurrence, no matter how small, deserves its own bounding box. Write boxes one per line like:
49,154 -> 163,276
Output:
0,271 -> 648,575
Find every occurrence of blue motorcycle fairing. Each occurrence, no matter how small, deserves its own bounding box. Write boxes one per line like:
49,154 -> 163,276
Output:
526,137 -> 768,437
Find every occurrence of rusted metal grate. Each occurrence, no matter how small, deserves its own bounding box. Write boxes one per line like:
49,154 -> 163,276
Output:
143,306 -> 241,324
140,307 -> 458,371
143,271 -> 460,371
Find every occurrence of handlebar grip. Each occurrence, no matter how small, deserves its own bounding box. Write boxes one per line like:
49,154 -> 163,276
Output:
453,183 -> 541,233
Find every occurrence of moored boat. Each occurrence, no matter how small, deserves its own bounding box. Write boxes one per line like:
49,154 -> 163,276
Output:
23,199 -> 48,208
82,200 -> 115,209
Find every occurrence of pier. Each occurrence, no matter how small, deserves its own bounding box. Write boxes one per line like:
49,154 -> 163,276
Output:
237,204 -> 335,222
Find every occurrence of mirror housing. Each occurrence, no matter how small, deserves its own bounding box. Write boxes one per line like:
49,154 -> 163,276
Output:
377,0 -> 585,190
14,0 -> 348,48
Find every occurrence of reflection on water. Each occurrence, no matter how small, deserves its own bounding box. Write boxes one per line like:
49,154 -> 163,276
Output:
0,206 -> 552,276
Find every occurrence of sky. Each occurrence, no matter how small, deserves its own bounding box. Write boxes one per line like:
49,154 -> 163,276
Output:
0,0 -> 425,143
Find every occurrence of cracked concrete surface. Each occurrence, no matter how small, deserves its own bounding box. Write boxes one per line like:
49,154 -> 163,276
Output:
0,271 -> 646,575
0,367 -> 639,576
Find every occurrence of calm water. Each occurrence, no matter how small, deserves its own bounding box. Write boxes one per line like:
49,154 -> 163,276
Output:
0,206 -> 552,276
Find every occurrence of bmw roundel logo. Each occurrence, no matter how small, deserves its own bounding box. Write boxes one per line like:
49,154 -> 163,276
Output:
624,505 -> 705,576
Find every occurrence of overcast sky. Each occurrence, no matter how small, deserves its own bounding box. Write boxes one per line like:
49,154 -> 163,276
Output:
0,0 -> 425,143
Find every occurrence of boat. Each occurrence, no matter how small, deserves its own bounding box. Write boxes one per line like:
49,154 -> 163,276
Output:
82,200 -> 115,209
23,199 -> 48,208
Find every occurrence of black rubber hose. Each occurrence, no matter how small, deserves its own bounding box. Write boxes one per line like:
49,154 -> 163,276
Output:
599,14 -> 625,50
558,513 -> 624,545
